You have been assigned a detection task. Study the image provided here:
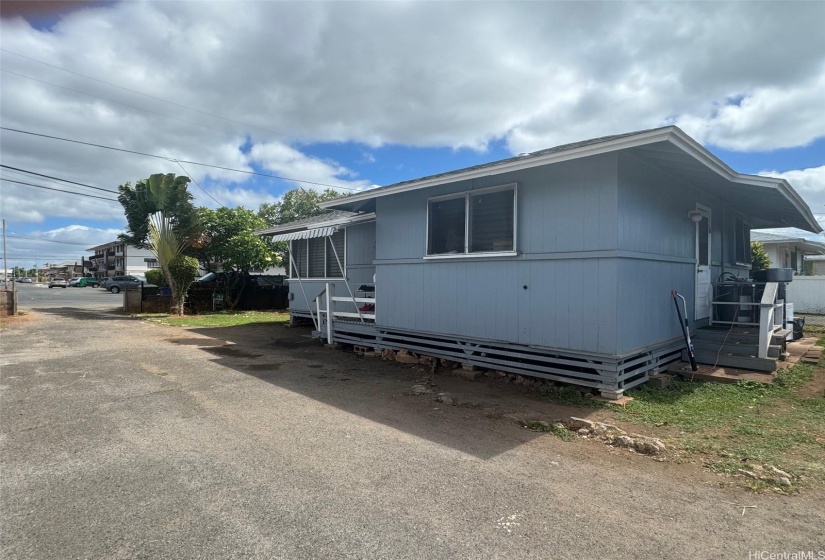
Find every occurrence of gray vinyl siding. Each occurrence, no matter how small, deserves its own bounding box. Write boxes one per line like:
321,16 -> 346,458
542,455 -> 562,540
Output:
375,153 -> 622,355
288,222 -> 376,313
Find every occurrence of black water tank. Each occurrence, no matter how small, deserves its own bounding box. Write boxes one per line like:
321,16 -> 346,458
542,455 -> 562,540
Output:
752,268 -> 794,282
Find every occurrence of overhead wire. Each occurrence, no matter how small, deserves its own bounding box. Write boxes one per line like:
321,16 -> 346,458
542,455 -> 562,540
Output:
7,232 -> 98,246
0,127 -> 360,191
0,164 -> 119,195
175,160 -> 223,207
0,177 -> 120,202
0,48 -> 295,142
1,69 -> 249,140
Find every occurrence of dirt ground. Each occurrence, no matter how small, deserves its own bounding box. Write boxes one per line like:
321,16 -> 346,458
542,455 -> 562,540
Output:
2,309 -> 823,559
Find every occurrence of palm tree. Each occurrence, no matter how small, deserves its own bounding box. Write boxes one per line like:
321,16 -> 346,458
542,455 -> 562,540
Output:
147,213 -> 188,315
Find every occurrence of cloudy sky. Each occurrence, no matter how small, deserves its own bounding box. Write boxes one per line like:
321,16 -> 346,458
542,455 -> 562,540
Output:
1,0 -> 824,268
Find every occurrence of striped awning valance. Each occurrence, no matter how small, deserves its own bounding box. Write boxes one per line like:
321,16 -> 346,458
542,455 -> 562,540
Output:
269,226 -> 338,242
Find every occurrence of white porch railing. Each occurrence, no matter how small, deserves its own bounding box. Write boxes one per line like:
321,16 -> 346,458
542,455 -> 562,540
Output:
315,282 -> 376,344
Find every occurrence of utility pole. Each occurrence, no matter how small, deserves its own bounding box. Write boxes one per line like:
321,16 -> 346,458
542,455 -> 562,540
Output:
2,218 -> 7,288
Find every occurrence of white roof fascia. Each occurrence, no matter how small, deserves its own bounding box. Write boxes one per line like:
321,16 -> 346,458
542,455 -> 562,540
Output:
319,128 -> 677,209
86,240 -> 119,252
321,126 -> 821,233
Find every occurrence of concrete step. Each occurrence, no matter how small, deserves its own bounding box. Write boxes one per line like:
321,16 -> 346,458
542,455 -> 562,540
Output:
692,341 -> 781,358
682,350 -> 776,372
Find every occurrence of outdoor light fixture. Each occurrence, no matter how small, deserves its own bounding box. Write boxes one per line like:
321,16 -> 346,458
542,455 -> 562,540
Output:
688,210 -> 703,223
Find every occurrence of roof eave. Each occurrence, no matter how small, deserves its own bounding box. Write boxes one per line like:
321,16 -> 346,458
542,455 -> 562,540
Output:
254,212 -> 376,237
320,127 -> 679,210
319,126 -> 821,234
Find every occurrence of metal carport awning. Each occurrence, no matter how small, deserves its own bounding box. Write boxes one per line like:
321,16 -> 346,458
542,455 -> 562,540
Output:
269,226 -> 338,242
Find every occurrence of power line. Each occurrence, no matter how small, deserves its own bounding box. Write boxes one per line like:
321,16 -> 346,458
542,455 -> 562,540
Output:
0,177 -> 120,202
175,160 -> 223,207
0,127 -> 359,191
8,232 -> 96,246
0,164 -> 119,194
0,48 -> 295,142
1,69 -> 248,141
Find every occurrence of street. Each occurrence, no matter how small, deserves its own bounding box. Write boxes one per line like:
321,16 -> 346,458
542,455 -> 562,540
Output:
6,282 -> 122,310
1,292 -> 823,559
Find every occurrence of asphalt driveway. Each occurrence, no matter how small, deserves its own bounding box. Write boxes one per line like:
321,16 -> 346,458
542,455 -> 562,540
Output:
1,307 -> 823,559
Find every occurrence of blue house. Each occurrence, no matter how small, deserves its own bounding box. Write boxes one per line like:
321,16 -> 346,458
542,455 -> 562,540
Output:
257,127 -> 821,398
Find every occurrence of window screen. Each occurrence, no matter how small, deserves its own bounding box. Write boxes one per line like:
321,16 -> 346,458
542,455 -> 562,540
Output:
470,189 -> 514,253
427,186 -> 516,256
734,219 -> 750,264
325,231 -> 345,278
291,240 -> 307,277
308,237 -> 326,277
428,197 -> 466,254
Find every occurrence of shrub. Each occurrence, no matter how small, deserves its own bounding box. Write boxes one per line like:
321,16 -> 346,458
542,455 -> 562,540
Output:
751,241 -> 771,272
168,255 -> 199,293
145,269 -> 167,287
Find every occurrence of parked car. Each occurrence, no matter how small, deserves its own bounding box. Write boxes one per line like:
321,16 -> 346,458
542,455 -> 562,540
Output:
48,278 -> 68,288
15,277 -> 33,283
100,275 -> 148,293
73,277 -> 100,288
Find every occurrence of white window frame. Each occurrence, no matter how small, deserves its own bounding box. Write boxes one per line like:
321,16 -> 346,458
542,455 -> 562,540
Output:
425,183 -> 518,259
289,229 -> 347,280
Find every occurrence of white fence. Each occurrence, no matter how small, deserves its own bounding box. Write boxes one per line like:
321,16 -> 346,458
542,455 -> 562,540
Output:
787,276 -> 825,314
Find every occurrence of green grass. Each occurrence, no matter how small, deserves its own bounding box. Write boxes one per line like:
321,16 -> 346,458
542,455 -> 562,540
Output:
536,332 -> 825,489
142,310 -> 290,328
615,360 -> 825,487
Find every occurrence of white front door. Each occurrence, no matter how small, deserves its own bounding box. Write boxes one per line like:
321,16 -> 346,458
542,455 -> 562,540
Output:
695,205 -> 711,321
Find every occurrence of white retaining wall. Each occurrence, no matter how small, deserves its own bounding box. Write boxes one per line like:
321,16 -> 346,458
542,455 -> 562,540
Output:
787,276 -> 825,314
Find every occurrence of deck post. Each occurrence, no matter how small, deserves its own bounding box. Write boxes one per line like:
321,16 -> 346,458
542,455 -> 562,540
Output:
758,282 -> 778,359
325,282 -> 333,344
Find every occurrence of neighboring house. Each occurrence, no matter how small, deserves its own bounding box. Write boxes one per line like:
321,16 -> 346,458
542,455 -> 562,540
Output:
751,231 -> 825,275
44,260 -> 93,279
86,241 -> 156,279
257,126 -> 821,399
44,262 -> 71,279
806,255 -> 825,276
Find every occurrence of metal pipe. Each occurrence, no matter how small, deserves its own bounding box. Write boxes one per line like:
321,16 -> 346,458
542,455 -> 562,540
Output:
328,235 -> 363,322
288,247 -> 318,331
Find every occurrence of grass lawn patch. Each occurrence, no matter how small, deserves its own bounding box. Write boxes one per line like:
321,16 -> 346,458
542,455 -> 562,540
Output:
141,310 -> 290,328
615,357 -> 825,489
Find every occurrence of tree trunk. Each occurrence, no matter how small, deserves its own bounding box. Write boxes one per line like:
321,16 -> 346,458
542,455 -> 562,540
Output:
225,273 -> 246,310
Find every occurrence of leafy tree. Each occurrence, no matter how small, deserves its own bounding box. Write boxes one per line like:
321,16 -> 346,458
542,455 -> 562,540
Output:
198,207 -> 277,309
258,188 -> 342,269
118,173 -> 200,249
751,241 -> 771,271
258,188 -> 340,227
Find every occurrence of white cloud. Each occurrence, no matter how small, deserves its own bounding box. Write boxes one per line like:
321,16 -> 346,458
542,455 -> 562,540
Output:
758,166 -> 825,220
4,225 -> 122,268
250,142 -> 376,193
1,0 -> 823,227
